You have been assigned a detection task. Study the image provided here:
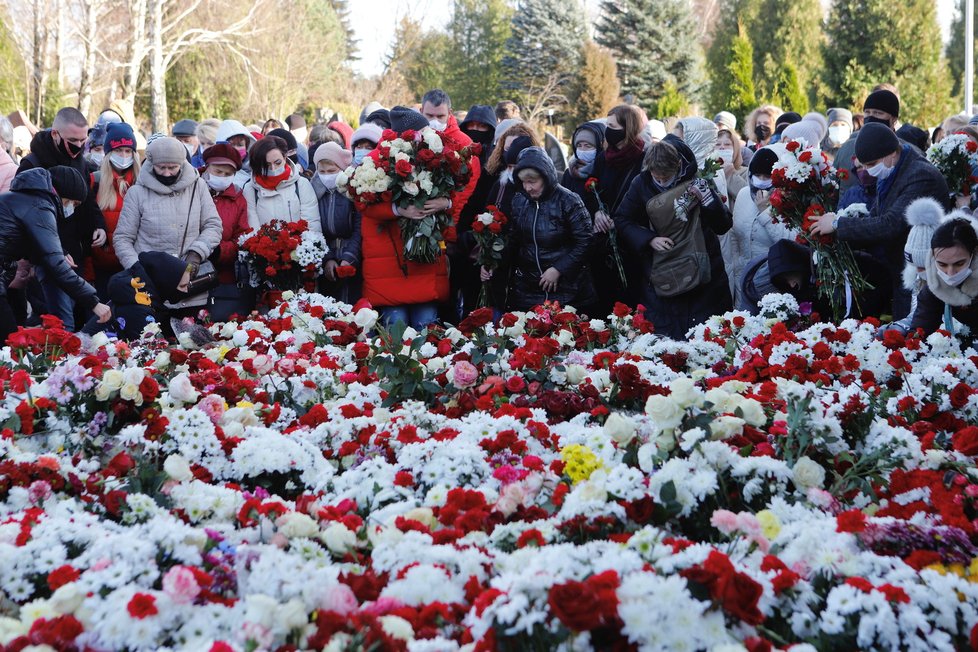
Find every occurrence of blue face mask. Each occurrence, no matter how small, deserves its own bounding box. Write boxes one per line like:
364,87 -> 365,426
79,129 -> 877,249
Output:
353,149 -> 369,166
576,148 -> 596,164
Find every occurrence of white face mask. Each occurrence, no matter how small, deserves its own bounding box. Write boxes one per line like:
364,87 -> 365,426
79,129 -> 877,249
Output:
866,161 -> 893,180
318,173 -> 338,190
499,168 -> 514,185
205,174 -> 234,192
266,164 -> 287,177
429,119 -> 447,131
353,149 -> 370,166
62,202 -> 75,217
575,148 -> 596,164
751,176 -> 773,190
827,125 -> 851,145
110,153 -> 134,170
88,151 -> 104,166
938,263 -> 973,287
715,148 -> 734,166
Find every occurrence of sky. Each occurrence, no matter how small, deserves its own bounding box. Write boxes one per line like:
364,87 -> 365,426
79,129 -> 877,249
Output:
350,0 -> 960,80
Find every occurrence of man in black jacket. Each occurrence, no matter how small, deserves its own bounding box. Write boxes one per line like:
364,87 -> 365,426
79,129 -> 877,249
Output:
0,168 -> 111,342
17,107 -> 108,329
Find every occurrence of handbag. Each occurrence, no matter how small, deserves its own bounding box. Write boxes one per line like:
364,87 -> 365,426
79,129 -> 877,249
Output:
644,181 -> 712,297
171,180 -> 219,301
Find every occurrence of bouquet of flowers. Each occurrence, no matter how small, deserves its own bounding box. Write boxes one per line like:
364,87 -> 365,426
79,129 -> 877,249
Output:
674,155 -> 724,223
926,133 -> 978,199
769,139 -> 872,321
471,205 -> 508,307
584,177 -> 628,288
339,127 -> 477,264
237,219 -> 328,293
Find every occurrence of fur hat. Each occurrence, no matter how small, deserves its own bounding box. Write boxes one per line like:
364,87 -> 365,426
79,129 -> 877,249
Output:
313,141 -> 352,169
351,123 -> 383,149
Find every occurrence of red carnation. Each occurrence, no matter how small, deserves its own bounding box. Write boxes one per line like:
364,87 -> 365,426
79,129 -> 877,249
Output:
47,565 -> 81,591
836,509 -> 867,533
127,592 -> 159,619
952,426 -> 978,457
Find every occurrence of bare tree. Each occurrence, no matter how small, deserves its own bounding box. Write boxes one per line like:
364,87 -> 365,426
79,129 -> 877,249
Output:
30,0 -> 47,124
76,0 -> 107,117
521,71 -> 571,124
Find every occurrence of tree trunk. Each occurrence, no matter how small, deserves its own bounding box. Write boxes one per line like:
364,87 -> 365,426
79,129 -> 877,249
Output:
148,0 -> 167,133
123,0 -> 148,106
78,0 -> 101,118
52,0 -> 63,88
31,0 -> 46,125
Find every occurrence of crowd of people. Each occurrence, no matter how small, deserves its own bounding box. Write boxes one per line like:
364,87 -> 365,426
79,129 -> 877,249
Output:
2,84 -> 978,343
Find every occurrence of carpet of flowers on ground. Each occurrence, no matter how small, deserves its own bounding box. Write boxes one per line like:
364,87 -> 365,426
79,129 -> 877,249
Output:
2,294 -> 978,651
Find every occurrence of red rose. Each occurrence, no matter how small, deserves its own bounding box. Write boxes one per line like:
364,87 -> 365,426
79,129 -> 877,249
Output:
952,426 -> 978,456
127,592 -> 158,619
47,565 -> 81,591
547,573 -> 619,632
395,159 -> 414,178
336,265 -> 357,278
719,571 -> 765,625
950,383 -> 975,409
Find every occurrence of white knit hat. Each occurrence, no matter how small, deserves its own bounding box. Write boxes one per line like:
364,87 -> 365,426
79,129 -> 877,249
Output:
904,197 -> 943,269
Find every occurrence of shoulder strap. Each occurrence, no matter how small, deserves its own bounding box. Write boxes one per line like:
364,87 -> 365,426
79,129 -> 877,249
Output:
178,179 -> 198,257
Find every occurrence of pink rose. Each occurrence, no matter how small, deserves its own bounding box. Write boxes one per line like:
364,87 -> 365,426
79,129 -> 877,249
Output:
320,583 -> 358,615
452,360 -> 479,390
196,393 -> 226,425
162,566 -> 201,604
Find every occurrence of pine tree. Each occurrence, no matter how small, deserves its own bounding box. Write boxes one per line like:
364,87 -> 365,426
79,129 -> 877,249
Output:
385,18 -> 453,103
447,0 -> 512,108
824,0 -> 954,126
596,0 -> 704,115
328,0 -> 358,62
724,23 -> 757,125
947,0 -> 977,100
568,40 -> 620,127
749,0 -> 822,112
502,0 -> 587,116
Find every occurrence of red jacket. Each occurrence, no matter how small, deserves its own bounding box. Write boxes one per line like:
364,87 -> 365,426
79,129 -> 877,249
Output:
90,169 -> 136,274
438,115 -> 480,243
210,184 -> 250,284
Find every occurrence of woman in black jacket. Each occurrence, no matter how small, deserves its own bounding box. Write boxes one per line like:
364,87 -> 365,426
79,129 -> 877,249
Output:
908,216 -> 978,335
481,147 -> 594,312
614,135 -> 732,339
0,167 -> 111,341
312,142 -> 362,304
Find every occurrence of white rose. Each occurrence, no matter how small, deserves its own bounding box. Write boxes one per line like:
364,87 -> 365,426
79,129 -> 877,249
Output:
122,367 -> 145,386
654,431 -> 676,453
555,330 -> 575,347
49,583 -> 84,614
101,369 -> 124,391
644,394 -> 685,430
324,633 -> 353,652
792,456 -> 826,490
403,182 -> 420,195
276,512 -> 320,539
604,412 -> 637,445
120,383 -> 141,403
321,522 -> 357,554
668,377 -> 703,409
277,598 -> 309,631
379,615 -> 415,641
578,478 -> 609,503
735,397 -> 766,427
163,455 -> 194,482
90,332 -> 110,349
154,351 -> 171,370
588,319 -> 607,331
565,364 -> 587,386
354,308 -> 379,330
244,594 -> 280,629
399,507 -> 437,529
168,373 -> 199,404
704,388 -> 732,412
710,415 -> 745,440
637,442 -> 657,473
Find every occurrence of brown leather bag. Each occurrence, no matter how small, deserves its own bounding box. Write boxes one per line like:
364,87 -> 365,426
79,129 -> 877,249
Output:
644,181 -> 711,297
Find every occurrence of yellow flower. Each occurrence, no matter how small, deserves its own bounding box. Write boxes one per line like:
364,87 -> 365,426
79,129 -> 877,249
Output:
560,444 -> 603,484
756,510 -> 781,541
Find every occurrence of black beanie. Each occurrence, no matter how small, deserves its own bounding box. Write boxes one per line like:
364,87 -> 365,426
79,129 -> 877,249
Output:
748,147 -> 779,176
389,106 -> 428,133
365,109 -> 392,129
505,135 -> 534,165
896,124 -> 928,152
48,166 -> 87,202
855,122 -> 901,163
267,128 -> 299,158
137,251 -> 188,302
774,112 -> 802,134
863,89 -> 900,118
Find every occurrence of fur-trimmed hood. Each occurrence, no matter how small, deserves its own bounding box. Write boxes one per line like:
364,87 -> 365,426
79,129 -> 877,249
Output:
924,210 -> 978,306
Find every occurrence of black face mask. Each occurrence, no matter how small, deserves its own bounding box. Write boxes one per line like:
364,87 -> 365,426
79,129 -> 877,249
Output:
754,124 -> 772,143
154,170 -> 180,186
863,115 -> 892,127
605,127 -> 626,149
58,134 -> 84,159
464,129 -> 493,146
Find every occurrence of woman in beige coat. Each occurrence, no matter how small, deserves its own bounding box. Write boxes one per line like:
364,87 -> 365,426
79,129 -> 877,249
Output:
114,136 -> 222,311
242,135 -> 320,233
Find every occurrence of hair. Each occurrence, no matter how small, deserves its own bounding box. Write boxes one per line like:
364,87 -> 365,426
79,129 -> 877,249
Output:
261,118 -> 283,134
852,113 -> 864,130
932,126 -> 945,144
932,218 -> 978,254
943,114 -> 971,136
422,89 -> 451,110
607,104 -> 646,149
957,125 -> 978,142
96,150 -> 140,211
872,82 -> 900,99
716,128 -> 743,170
249,135 -> 288,176
744,105 -> 782,142
197,118 -> 220,147
52,107 -> 88,130
643,140 -> 681,175
486,123 -> 540,175
517,167 -> 542,182
0,116 -> 12,150
495,100 -> 520,121
308,123 -> 331,147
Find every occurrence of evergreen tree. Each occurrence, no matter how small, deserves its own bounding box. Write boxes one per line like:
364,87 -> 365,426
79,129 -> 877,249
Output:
328,0 -> 359,62
502,0 -> 587,113
749,0 -> 822,112
654,80 -> 688,119
947,0 -> 977,101
596,0 -> 704,115
447,0 -> 512,108
824,0 -> 954,126
724,23 -> 757,125
0,5 -> 26,115
385,18 -> 453,103
568,40 -> 620,127
705,0 -> 761,115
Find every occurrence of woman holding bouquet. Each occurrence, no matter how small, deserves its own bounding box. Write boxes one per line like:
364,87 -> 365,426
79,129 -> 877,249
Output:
243,135 -> 320,233
312,142 -> 362,305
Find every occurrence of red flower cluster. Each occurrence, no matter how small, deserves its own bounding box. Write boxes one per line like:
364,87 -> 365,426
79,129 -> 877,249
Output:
681,550 -> 765,625
238,219 -> 322,292
547,570 -> 621,632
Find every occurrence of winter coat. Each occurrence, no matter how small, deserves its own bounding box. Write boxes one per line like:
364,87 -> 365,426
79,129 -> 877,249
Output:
508,147 -> 594,311
562,122 -> 607,205
311,174 -> 362,266
485,176 -> 518,219
243,163 -> 320,232
614,135 -> 732,339
587,143 -> 644,218
17,129 -> 107,263
724,185 -> 795,304
207,183 -> 250,285
908,252 -> 978,334
0,168 -> 99,310
0,148 -> 17,192
114,160 -> 222,307
836,145 -> 949,316
438,115 -> 481,243
89,168 -> 137,274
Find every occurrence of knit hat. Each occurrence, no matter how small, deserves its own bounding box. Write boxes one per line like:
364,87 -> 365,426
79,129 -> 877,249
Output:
146,136 -> 188,165
138,251 -> 188,303
504,135 -> 534,165
864,89 -> 900,118
573,126 -> 599,148
328,121 -> 354,149
494,118 -> 523,144
87,124 -> 107,149
970,114 -> 978,126
202,143 -> 242,170
365,109 -> 391,129
313,141 -> 352,169
49,166 -> 87,201
748,147 -> 779,177
904,197 -> 943,269
781,120 -> 823,147
896,124 -> 928,152
389,106 -> 428,133
215,119 -> 257,147
103,122 -> 136,153
267,128 -> 298,154
855,122 -> 901,163
285,113 -> 306,130
360,101 -> 385,125
802,112 -> 828,140
351,123 -> 383,148
146,132 -> 167,148
713,111 -> 736,133
774,112 -> 802,134
171,119 -> 198,137
827,108 -> 854,129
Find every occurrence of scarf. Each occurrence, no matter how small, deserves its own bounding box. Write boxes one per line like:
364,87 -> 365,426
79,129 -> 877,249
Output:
255,167 -> 292,191
603,141 -> 644,168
